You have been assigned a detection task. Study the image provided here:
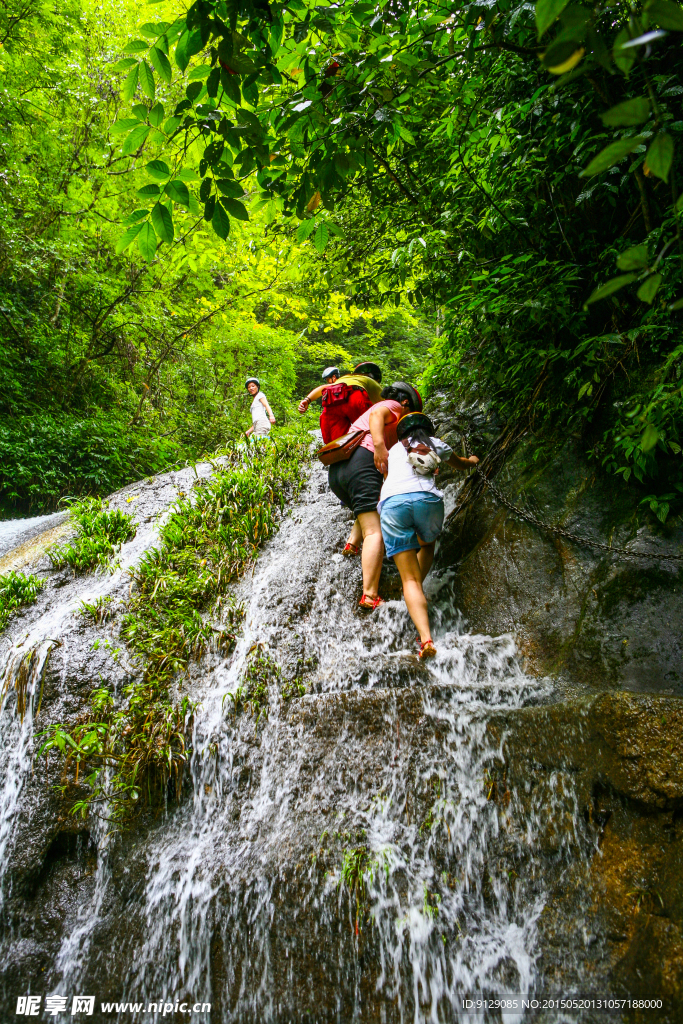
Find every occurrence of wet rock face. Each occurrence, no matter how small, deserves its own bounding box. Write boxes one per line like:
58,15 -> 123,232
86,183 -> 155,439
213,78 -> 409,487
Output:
428,392 -> 683,695
491,691 -> 683,1018
1,441 -> 683,1022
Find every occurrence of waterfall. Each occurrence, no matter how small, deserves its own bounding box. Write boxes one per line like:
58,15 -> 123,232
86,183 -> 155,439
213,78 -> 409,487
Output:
2,461 -> 596,1021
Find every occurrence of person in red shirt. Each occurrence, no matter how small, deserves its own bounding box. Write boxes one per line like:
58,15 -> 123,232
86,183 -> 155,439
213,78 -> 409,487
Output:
298,362 -> 383,443
328,383 -> 423,610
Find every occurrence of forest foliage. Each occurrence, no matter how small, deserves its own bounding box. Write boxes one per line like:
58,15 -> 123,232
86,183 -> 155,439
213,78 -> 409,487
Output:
1,0 -> 682,522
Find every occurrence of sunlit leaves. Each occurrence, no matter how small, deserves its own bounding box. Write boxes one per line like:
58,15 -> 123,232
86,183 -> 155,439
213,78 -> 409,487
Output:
296,218 -> 317,243
644,133 -> 674,182
149,46 -> 172,83
581,136 -> 645,176
122,64 -> 139,102
146,160 -> 171,180
314,222 -> 329,253
138,60 -> 155,99
149,102 -> 165,128
123,39 -> 149,53
137,221 -> 157,262
115,222 -> 144,255
137,183 -> 161,197
122,123 -> 150,155
110,117 -> 140,136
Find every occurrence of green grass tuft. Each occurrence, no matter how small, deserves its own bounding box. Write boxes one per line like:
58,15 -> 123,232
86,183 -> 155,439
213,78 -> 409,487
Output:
0,570 -> 46,632
49,497 -> 137,573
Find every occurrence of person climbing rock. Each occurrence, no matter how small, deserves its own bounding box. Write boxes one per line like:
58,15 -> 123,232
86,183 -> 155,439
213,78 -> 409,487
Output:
245,378 -> 276,438
297,361 -> 383,444
378,411 -> 479,658
328,382 -> 423,610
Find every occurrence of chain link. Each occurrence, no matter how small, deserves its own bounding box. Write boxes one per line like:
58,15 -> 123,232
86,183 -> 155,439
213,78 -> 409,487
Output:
453,434 -> 683,564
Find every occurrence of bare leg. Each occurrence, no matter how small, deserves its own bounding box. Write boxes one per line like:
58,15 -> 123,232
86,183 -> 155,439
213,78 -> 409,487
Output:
346,518 -> 362,550
416,538 -> 436,582
357,511 -> 384,598
393,549 -> 432,643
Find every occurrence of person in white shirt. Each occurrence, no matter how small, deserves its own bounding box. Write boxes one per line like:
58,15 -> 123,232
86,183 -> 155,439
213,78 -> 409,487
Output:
378,411 -> 479,659
245,377 -> 275,437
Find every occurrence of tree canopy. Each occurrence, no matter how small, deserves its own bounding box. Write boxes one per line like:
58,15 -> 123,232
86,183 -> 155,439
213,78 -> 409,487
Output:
1,0 -> 682,522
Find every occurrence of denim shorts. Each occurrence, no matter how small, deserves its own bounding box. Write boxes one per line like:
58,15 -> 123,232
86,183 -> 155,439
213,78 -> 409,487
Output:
379,492 -> 444,558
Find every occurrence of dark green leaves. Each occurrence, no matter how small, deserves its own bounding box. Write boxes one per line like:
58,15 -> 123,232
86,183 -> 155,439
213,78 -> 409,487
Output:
164,180 -> 190,207
175,27 -> 204,72
123,39 -> 149,53
617,245 -> 649,271
212,200 -> 231,238
151,202 -> 174,244
601,98 -> 650,127
221,197 -> 248,221
581,136 -> 645,176
648,1 -> 683,31
644,133 -> 674,181
586,274 -> 638,304
146,160 -> 171,180
637,273 -> 662,303
536,0 -> 571,38
137,183 -> 161,197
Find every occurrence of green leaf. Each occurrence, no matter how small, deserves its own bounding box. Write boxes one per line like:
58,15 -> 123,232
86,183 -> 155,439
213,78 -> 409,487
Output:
145,160 -> 171,180
149,46 -> 172,83
122,124 -> 150,155
203,196 -> 216,222
296,218 -> 317,243
162,116 -> 183,136
199,177 -> 212,202
648,0 -> 683,31
637,273 -> 662,304
313,222 -> 330,253
175,168 -> 197,182
641,422 -> 659,452
212,201 -> 231,239
586,274 -> 638,304
536,0 -> 571,38
151,201 -> 174,244
137,183 -> 161,197
644,133 -> 674,182
139,60 -> 155,100
221,197 -> 249,221
601,97 -> 650,127
617,244 -> 649,270
164,179 -> 190,207
137,221 -> 158,262
655,501 -> 670,524
581,136 -> 645,176
123,40 -> 149,53
113,58 -> 139,71
121,209 -> 149,226
110,117 -> 141,136
148,102 -> 165,128
115,222 -> 144,254
122,64 -> 139,102
613,28 -> 635,76
188,64 -> 212,81
216,179 -> 244,198
175,27 -> 203,72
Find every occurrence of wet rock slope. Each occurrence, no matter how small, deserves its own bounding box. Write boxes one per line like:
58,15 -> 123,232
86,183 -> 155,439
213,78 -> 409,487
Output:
0,441 -> 682,1022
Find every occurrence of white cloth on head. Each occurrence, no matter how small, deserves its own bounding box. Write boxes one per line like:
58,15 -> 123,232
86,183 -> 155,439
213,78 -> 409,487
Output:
250,391 -> 270,428
378,435 -> 453,509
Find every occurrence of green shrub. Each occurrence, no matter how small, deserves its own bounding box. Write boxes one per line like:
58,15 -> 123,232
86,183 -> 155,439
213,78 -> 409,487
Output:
49,497 -> 137,573
0,571 -> 45,632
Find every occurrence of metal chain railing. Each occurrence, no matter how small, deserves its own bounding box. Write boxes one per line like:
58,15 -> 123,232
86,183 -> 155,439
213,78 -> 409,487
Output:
451,433 -> 683,564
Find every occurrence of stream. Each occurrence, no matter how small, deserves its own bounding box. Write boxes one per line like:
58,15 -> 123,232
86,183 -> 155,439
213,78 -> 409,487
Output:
0,460 -> 598,1022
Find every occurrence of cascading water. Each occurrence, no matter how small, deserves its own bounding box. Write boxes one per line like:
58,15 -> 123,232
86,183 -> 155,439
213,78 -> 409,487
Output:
35,459 -> 595,1023
0,460 -> 603,1022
